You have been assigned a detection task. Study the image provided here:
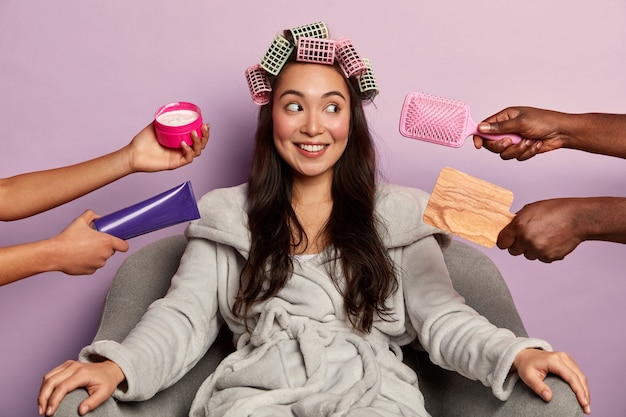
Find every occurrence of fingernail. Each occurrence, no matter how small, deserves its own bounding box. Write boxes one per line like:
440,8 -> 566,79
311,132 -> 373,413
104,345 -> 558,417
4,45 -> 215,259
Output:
38,406 -> 42,415
47,406 -> 52,416
541,390 -> 551,401
479,122 -> 491,132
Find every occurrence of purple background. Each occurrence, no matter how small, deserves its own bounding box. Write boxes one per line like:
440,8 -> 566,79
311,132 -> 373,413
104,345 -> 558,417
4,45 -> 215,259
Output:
1,1 -> 623,416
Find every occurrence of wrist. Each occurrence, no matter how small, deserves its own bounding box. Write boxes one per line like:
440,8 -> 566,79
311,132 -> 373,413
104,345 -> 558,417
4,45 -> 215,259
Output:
554,112 -> 584,150
44,236 -> 68,273
512,347 -> 532,372
116,144 -> 137,175
576,197 -> 626,242
104,360 -> 126,387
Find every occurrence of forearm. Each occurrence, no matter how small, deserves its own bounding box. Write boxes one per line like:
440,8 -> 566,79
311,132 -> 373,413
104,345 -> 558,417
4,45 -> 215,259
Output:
0,147 -> 133,221
80,238 -> 221,400
575,197 -> 626,244
0,239 -> 59,285
561,113 -> 626,159
401,237 -> 551,397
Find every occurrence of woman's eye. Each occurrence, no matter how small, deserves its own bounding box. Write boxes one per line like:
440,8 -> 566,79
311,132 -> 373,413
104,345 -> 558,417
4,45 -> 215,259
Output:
286,103 -> 302,112
326,104 -> 339,113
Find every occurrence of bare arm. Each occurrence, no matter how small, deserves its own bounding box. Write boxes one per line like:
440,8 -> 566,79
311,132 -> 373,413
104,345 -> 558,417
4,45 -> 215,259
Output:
473,107 -> 626,161
0,123 -> 209,221
0,150 -> 135,221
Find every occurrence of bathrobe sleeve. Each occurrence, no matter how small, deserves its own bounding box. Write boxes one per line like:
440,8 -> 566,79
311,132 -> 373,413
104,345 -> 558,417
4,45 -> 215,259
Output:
401,234 -> 552,400
78,237 -> 223,401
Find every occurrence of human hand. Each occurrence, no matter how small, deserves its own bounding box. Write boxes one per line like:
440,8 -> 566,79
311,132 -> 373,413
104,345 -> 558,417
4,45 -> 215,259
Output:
513,348 -> 590,414
126,122 -> 210,172
38,359 -> 125,416
52,210 -> 129,275
497,199 -> 584,262
473,107 -> 567,161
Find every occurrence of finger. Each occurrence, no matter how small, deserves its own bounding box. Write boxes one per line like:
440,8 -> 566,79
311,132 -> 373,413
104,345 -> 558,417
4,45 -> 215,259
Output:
40,367 -> 86,416
189,129 -> 200,145
525,376 -> 553,403
506,235 -> 528,256
498,140 -> 531,160
201,123 -> 210,141
516,141 -> 543,161
179,141 -> 195,163
538,255 -> 557,263
494,137 -> 513,148
496,225 -> 515,251
39,362 -> 74,414
480,121 -> 503,134
523,250 -> 539,261
549,359 -> 591,414
481,138 -> 510,155
472,135 -> 484,149
482,117 -> 519,135
110,237 -> 129,254
558,354 -> 591,407
77,387 -> 113,416
190,132 -> 203,155
80,210 -> 100,224
192,124 -> 209,153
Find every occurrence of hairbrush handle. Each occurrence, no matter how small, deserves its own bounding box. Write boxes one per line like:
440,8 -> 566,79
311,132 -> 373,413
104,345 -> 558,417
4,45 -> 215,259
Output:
466,119 -> 522,144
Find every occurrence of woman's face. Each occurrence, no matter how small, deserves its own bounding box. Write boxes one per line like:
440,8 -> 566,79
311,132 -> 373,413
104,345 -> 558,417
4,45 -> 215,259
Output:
271,62 -> 351,183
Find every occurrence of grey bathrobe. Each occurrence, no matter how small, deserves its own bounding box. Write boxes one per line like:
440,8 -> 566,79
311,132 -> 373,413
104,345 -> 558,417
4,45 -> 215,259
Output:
80,183 -> 551,417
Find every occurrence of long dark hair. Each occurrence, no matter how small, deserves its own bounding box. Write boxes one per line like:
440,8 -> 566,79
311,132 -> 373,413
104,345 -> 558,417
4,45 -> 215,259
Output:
233,59 -> 397,333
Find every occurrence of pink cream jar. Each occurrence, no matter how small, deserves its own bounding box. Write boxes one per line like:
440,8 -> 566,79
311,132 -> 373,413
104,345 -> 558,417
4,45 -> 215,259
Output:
154,102 -> 203,148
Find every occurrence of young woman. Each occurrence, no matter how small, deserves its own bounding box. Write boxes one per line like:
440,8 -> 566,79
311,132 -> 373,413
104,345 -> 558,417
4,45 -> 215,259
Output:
38,24 -> 590,416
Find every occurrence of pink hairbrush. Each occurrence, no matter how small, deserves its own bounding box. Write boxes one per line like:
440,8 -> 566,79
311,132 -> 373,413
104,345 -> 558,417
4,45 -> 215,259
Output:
399,92 -> 522,148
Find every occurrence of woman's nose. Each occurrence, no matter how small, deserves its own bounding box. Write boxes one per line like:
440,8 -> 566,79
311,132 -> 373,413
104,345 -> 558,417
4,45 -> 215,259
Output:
301,111 -> 323,136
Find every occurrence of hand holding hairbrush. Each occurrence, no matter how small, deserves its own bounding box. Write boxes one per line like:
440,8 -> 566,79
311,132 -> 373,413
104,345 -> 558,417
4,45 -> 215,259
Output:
399,92 -> 522,147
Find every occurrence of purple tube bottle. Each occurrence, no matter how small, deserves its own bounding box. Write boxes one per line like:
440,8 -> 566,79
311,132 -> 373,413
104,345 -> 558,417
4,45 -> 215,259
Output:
93,181 -> 200,240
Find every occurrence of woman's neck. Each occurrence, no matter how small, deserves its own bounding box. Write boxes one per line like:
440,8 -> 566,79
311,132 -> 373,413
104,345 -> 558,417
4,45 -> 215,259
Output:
291,172 -> 333,205
291,175 -> 333,254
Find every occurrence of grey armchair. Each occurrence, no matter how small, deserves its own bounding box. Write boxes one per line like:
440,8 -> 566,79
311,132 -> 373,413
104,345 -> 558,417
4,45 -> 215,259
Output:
54,235 -> 583,417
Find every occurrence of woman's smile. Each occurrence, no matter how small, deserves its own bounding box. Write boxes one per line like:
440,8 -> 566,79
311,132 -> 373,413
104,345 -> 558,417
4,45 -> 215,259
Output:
297,143 -> 328,154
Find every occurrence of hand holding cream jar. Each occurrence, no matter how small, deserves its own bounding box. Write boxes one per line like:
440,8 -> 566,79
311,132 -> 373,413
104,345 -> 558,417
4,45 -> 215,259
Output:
154,102 -> 203,148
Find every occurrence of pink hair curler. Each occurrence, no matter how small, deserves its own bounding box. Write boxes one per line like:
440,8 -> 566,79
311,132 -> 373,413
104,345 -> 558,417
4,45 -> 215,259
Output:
245,64 -> 272,105
154,102 -> 203,148
296,37 -> 336,65
399,92 -> 522,148
336,38 -> 367,78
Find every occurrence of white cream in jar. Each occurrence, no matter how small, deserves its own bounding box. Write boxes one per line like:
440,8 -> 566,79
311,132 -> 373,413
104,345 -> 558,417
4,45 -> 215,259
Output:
156,109 -> 199,127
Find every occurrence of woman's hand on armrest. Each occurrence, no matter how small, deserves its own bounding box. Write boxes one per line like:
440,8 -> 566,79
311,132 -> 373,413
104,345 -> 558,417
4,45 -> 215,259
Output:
38,359 -> 125,416
512,348 -> 591,414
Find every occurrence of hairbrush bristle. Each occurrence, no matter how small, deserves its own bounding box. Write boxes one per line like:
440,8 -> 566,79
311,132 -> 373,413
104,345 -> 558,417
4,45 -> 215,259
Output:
400,93 -> 470,147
